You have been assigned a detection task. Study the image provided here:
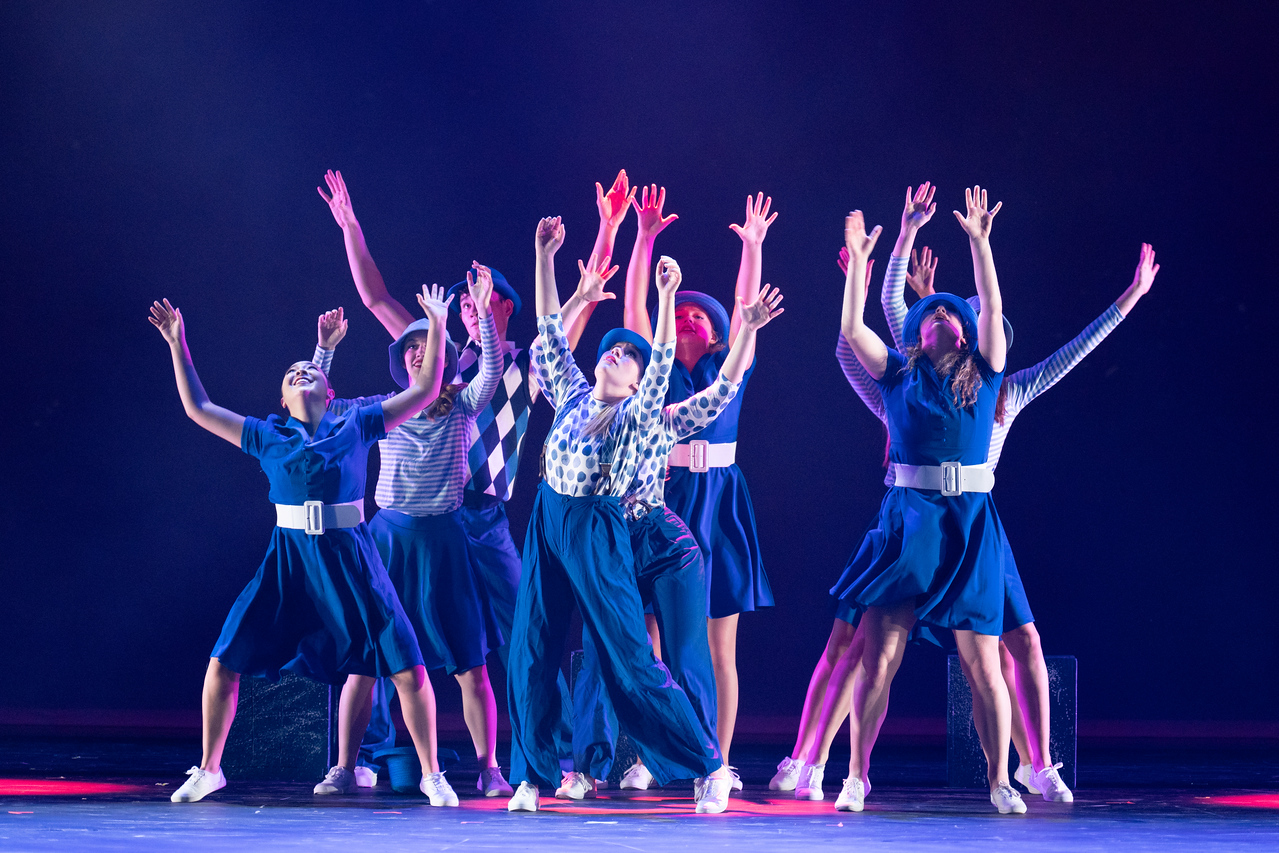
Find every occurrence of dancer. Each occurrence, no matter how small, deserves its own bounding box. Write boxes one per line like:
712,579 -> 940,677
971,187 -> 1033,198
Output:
149,295 -> 450,804
564,236 -> 786,800
505,216 -> 730,814
310,274 -> 506,802
833,186 -> 1024,814
618,187 -> 777,788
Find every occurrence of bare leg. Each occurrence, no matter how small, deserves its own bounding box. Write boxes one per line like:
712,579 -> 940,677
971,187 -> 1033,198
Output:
200,658 -> 240,773
454,666 -> 499,768
848,603 -> 915,783
954,630 -> 1012,790
645,613 -> 662,662
802,626 -> 863,767
790,620 -> 857,760
390,665 -> 440,774
1000,642 -> 1033,768
1002,623 -> 1053,770
335,675 -> 376,770
707,614 -> 740,765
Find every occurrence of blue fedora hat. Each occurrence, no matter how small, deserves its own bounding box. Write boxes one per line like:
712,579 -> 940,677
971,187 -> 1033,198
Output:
902,293 -> 980,348
596,328 -> 653,373
965,295 -> 1014,351
447,268 -> 521,316
388,317 -> 459,390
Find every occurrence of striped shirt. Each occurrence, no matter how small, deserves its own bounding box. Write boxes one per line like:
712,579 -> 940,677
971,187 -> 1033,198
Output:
533,313 -> 675,499
838,254 -> 1127,476
314,311 -> 502,516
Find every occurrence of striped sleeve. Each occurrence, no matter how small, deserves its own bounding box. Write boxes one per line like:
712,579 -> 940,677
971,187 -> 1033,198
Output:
328,393 -> 394,417
835,332 -> 886,423
457,311 -> 501,416
880,255 -> 910,349
1002,304 -> 1125,418
312,346 -> 334,375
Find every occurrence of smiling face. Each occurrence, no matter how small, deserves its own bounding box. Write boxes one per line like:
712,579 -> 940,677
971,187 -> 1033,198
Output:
918,305 -> 966,352
457,292 -> 514,341
400,330 -> 432,378
280,361 -> 334,409
593,342 -> 644,398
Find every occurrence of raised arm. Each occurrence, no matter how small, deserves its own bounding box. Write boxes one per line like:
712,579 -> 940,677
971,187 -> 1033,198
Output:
560,252 -> 620,334
651,256 -> 681,347
318,169 -> 416,338
953,185 -> 1006,372
458,264 -> 503,413
623,184 -> 679,342
312,307 -> 347,375
149,299 -> 246,446
380,285 -> 450,430
1115,243 -> 1159,316
563,171 -> 635,349
719,284 -> 784,384
533,216 -> 566,318
840,211 -> 888,378
728,192 -> 778,345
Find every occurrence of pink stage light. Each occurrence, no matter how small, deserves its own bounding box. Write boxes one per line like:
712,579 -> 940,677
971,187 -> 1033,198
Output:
0,779 -> 152,796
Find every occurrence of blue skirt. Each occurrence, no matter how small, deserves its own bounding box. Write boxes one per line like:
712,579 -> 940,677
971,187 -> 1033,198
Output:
666,464 -> 773,618
831,486 -> 1008,636
212,525 -> 424,685
369,508 -> 502,675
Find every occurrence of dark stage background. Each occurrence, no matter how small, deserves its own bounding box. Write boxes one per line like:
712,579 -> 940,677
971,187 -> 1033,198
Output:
2,1 -> 1275,732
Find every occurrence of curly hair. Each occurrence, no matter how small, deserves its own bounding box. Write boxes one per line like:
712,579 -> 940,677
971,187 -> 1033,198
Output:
902,344 -> 984,409
425,383 -> 466,419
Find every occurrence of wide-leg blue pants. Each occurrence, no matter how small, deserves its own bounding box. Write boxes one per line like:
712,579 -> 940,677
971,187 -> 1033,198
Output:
508,484 -> 721,788
573,507 -> 719,779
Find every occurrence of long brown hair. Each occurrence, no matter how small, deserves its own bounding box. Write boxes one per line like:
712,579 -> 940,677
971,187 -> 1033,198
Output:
426,383 -> 466,419
902,344 -> 984,409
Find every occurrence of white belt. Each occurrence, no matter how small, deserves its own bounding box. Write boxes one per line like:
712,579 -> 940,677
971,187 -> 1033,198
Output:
669,440 -> 736,473
894,463 -> 994,496
275,500 -> 365,535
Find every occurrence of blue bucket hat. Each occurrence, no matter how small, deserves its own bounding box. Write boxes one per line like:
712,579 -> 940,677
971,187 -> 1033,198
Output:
902,292 -> 980,348
446,268 -> 521,317
596,328 -> 653,373
648,291 -> 731,347
965,295 -> 1014,351
388,317 -> 459,390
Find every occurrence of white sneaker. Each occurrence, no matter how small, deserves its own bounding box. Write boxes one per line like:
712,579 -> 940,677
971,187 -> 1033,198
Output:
554,771 -> 597,800
478,766 -> 515,797
170,766 -> 226,803
507,781 -> 540,812
695,777 -> 731,814
1016,762 -> 1074,803
795,763 -> 825,801
313,765 -> 356,795
354,766 -> 377,788
769,756 -> 804,791
728,766 -> 743,792
991,783 -> 1028,814
420,771 -> 459,807
619,762 -> 655,790
834,777 -> 865,812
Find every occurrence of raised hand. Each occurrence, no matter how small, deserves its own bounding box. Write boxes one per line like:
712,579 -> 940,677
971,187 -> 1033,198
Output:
317,308 -> 348,349
596,169 -> 636,231
907,247 -> 938,298
1116,243 -> 1160,315
317,169 -> 358,229
535,216 -> 565,257
468,262 -> 496,318
737,284 -> 785,331
149,298 -> 185,346
953,185 -> 1002,241
632,184 -> 678,239
574,253 -> 620,304
845,210 -> 883,264
416,283 -> 454,326
655,255 -> 682,297
729,192 -> 778,246
901,182 -> 937,232
836,249 -> 874,298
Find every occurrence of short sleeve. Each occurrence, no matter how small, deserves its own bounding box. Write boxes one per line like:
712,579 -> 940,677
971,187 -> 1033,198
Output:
874,348 -> 907,390
353,403 -> 388,445
240,416 -> 268,459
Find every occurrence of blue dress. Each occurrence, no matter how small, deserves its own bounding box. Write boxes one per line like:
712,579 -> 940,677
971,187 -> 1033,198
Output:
831,348 -> 1009,635
211,405 -> 424,684
664,351 -> 773,618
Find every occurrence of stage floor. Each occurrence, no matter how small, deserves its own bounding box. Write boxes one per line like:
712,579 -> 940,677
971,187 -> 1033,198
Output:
3,736 -> 1277,852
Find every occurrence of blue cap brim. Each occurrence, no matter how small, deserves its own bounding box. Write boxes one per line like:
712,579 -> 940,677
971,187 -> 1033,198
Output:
447,269 -> 521,317
597,328 -> 653,373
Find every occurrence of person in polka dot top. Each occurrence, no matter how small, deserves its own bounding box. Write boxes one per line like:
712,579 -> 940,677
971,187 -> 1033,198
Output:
505,216 -> 734,815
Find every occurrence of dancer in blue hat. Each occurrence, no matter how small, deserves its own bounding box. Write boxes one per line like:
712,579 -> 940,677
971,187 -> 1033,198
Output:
505,216 -> 732,814
832,186 -> 1025,814
308,274 -> 507,803
148,294 -> 449,805
617,187 -> 777,788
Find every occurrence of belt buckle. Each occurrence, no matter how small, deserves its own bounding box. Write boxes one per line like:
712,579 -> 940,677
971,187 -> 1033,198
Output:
303,500 -> 325,535
688,439 -> 710,473
940,462 -> 962,497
